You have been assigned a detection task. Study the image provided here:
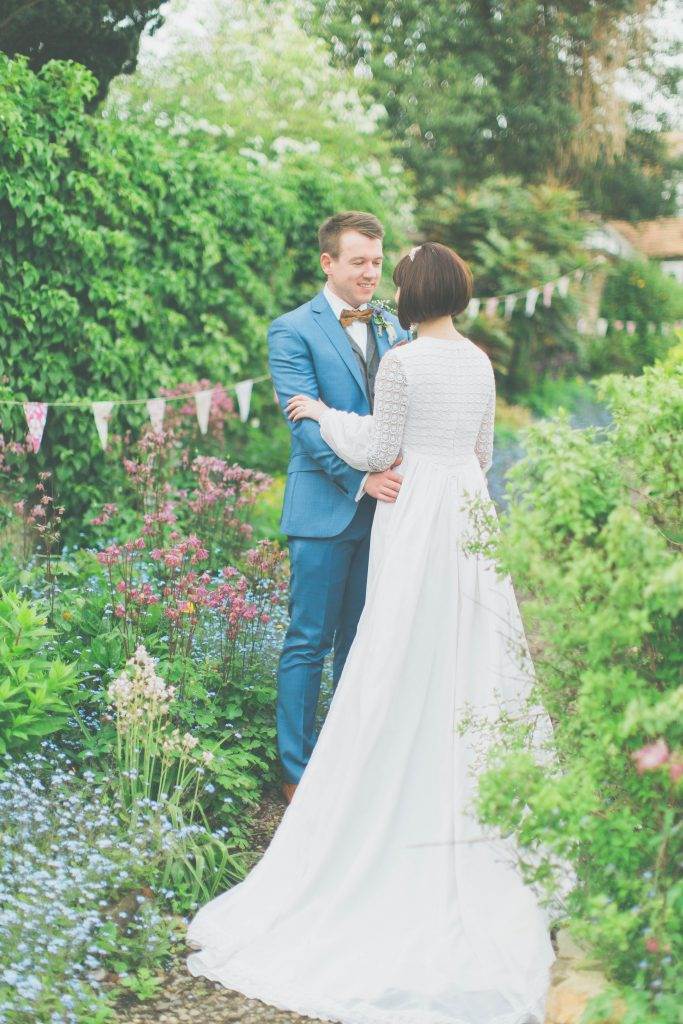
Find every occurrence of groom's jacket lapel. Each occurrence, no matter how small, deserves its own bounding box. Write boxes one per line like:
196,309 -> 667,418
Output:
310,290 -> 368,398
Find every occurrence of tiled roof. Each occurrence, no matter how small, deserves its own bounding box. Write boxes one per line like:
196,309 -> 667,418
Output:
607,218 -> 683,259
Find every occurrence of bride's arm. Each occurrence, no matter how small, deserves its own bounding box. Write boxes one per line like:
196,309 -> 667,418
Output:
474,361 -> 496,474
287,352 -> 409,472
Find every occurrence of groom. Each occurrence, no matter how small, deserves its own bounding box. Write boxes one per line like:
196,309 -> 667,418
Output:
268,211 -> 410,803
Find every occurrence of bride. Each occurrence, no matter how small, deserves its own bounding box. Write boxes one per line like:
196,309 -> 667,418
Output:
186,242 -> 556,1024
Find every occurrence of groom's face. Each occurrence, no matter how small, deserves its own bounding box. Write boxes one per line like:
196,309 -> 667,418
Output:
321,230 -> 383,309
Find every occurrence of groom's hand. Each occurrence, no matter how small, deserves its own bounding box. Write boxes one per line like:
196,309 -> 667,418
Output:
363,456 -> 403,503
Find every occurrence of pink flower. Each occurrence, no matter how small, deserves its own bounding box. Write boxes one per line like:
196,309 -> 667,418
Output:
114,604 -> 126,618
645,937 -> 659,954
632,739 -> 669,774
668,759 -> 683,783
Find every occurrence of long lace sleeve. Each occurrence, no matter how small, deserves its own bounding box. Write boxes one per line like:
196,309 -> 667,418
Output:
474,365 -> 495,474
319,353 -> 409,473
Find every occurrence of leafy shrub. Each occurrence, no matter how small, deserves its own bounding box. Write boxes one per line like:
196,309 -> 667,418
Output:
0,589 -> 79,755
469,360 -> 682,1021
0,54 -> 400,529
585,257 -> 683,376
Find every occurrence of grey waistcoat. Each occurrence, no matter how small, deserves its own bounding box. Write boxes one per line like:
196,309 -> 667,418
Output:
342,324 -> 380,412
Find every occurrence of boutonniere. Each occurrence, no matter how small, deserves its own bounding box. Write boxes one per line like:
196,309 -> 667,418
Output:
370,304 -> 398,345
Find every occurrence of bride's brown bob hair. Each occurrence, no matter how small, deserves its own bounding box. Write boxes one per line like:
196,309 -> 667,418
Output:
392,242 -> 473,330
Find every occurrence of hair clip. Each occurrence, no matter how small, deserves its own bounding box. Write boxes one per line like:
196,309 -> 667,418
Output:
408,245 -> 422,261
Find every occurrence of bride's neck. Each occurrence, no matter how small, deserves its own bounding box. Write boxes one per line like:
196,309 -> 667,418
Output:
416,315 -> 467,340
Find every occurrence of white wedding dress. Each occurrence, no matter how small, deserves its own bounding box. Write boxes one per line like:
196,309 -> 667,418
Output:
187,336 -> 556,1024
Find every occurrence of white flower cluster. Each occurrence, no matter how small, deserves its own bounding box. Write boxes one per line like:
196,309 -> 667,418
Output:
107,645 -> 175,723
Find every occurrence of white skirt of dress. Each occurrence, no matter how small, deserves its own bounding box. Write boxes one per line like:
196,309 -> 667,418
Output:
186,447 -> 555,1024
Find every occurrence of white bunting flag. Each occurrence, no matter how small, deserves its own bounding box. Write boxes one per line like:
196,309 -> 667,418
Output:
557,275 -> 570,298
235,380 -> 253,423
147,397 -> 166,432
525,288 -> 539,316
542,282 -> 554,307
504,294 -> 517,320
576,317 -> 588,335
194,388 -> 213,435
484,297 -> 499,318
596,318 -> 608,337
92,401 -> 114,451
466,297 -> 481,319
573,269 -> 584,282
23,402 -> 48,453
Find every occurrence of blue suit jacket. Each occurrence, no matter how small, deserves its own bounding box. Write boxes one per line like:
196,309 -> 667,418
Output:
268,290 -> 411,538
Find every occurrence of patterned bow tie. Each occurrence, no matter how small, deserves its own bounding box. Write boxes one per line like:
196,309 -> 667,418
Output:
339,307 -> 373,329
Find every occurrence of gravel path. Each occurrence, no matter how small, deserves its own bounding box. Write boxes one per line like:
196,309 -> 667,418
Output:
113,785 -> 329,1024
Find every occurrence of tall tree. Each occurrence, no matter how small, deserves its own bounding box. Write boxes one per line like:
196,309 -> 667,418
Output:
0,1 -> 169,104
303,0 -> 678,208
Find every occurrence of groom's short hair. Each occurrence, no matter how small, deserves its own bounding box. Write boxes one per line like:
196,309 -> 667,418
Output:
393,242 -> 473,329
318,212 -> 384,258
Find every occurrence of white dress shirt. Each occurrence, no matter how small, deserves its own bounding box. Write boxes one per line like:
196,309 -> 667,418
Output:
322,282 -> 371,501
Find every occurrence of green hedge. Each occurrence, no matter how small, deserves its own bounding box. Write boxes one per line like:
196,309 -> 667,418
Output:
0,55 -> 398,523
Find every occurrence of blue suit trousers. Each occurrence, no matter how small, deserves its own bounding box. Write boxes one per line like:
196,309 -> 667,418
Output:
277,493 -> 375,783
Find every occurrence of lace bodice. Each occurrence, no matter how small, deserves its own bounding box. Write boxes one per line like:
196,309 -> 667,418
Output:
320,337 -> 495,475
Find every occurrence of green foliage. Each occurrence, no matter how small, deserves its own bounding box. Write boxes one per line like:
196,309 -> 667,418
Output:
583,257 -> 683,375
420,176 -> 591,396
578,127 -> 682,222
470,361 -> 683,1018
0,588 -> 79,754
305,0 -> 673,210
0,0 -> 169,105
0,53 -> 399,524
106,0 -> 406,200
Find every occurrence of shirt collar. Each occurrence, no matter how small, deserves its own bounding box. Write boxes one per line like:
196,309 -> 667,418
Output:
323,282 -> 370,321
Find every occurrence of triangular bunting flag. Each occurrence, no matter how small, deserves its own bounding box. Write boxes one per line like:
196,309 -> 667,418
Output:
484,297 -> 498,318
504,294 -> 517,320
525,288 -> 539,316
235,380 -> 253,423
614,320 -> 624,332
92,401 -> 114,451
542,282 -> 554,307
466,298 -> 481,319
626,321 -> 636,335
576,317 -> 587,335
147,397 -> 166,432
194,388 -> 213,435
596,318 -> 608,337
557,275 -> 570,298
23,402 -> 48,453
573,269 -> 584,282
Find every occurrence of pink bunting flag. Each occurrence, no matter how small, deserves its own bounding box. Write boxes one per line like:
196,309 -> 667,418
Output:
542,282 -> 554,307
614,320 -> 624,332
194,389 -> 214,435
23,402 -> 48,453
146,397 -> 166,432
92,401 -> 114,451
626,321 -> 636,335
484,297 -> 498,318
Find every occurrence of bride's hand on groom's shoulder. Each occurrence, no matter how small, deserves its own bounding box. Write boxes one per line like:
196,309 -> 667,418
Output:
285,394 -> 328,423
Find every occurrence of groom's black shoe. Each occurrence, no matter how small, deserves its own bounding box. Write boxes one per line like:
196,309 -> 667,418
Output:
282,781 -> 298,804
